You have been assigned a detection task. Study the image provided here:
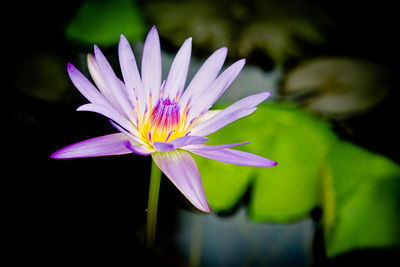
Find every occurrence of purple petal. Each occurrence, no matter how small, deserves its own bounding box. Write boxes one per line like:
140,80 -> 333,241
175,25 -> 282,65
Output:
118,35 -> 147,115
183,142 -> 250,151
179,47 -> 227,109
87,54 -> 134,119
118,35 -> 140,103
153,136 -> 208,152
188,59 -> 246,121
169,136 -> 208,148
87,54 -> 122,111
51,133 -> 132,159
192,108 -> 256,137
77,103 -> 138,136
186,146 -> 277,167
191,91 -> 271,136
141,26 -> 162,107
194,110 -> 220,125
153,142 -> 174,152
67,63 -> 110,107
94,45 -> 135,120
163,38 -> 192,99
152,151 -> 211,212
124,141 -> 153,156
109,119 -> 147,146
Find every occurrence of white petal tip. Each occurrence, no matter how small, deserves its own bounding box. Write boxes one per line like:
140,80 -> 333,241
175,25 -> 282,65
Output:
231,58 -> 246,71
197,205 -> 212,213
119,34 -> 129,44
76,105 -> 85,111
149,25 -> 158,34
216,47 -> 228,54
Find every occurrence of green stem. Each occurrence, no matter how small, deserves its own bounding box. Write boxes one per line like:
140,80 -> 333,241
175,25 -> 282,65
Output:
145,160 -> 162,252
189,216 -> 202,267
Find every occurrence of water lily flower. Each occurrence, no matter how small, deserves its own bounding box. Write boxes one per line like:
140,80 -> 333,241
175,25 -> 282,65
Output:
51,26 -> 277,212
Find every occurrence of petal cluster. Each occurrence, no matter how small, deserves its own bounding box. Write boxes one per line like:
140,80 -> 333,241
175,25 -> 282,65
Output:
51,26 -> 276,212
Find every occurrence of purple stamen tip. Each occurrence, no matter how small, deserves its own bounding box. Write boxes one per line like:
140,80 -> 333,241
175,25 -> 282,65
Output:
165,130 -> 175,142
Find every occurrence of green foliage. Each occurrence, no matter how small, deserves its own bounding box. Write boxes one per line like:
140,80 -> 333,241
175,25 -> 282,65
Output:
324,141 -> 400,256
197,103 -> 337,221
66,0 -> 145,46
195,102 -> 400,256
146,0 -> 328,63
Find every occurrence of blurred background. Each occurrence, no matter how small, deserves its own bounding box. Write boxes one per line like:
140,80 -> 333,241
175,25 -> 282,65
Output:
4,0 -> 400,266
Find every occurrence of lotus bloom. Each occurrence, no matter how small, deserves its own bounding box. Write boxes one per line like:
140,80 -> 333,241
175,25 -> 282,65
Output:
51,26 -> 276,212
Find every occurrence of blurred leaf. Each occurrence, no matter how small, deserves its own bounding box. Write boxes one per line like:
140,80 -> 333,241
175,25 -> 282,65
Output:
66,0 -> 145,46
283,58 -> 389,117
146,0 -> 231,51
197,102 -> 400,256
196,103 -> 337,222
14,51 -> 69,102
146,0 -> 328,64
324,141 -> 400,257
238,18 -> 325,63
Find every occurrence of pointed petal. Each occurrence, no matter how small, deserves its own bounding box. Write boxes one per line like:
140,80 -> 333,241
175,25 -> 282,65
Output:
67,63 -> 110,107
118,35 -> 139,99
194,110 -> 221,125
188,59 -> 246,121
87,53 -> 121,110
141,26 -> 162,107
118,34 -> 146,114
153,142 -> 174,152
109,119 -> 147,146
192,107 -> 256,137
124,140 -> 154,156
163,38 -> 192,98
152,151 -> 211,212
169,136 -> 208,148
153,136 -> 208,152
94,45 -> 134,120
183,142 -> 250,151
190,91 -> 271,136
51,133 -> 132,159
179,47 -> 227,108
77,103 -> 138,136
186,146 -> 277,167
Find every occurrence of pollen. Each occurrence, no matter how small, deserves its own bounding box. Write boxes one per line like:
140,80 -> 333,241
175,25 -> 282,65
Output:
139,97 -> 190,144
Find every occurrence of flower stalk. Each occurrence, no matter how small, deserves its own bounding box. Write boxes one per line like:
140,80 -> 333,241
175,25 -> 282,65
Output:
145,159 -> 162,252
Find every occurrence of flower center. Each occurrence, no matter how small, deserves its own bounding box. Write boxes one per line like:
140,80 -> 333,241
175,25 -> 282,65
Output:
139,98 -> 189,144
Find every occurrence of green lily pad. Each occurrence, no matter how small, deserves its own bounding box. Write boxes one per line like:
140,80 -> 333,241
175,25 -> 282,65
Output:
66,0 -> 145,46
197,102 -> 400,257
196,101 -> 400,257
324,141 -> 400,257
196,103 -> 337,222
